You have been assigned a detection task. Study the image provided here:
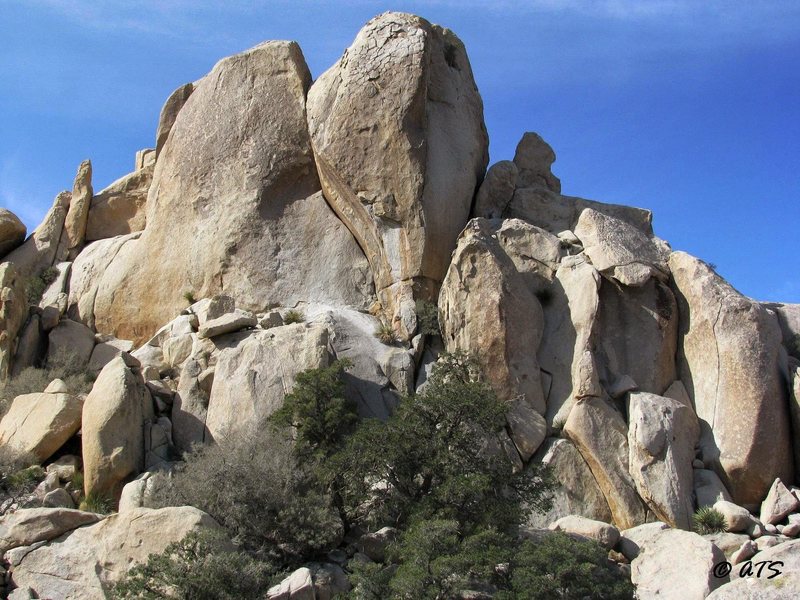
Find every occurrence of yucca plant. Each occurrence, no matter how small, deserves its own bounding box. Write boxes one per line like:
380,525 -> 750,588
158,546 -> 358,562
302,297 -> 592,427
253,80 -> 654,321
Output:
692,506 -> 727,534
374,322 -> 397,345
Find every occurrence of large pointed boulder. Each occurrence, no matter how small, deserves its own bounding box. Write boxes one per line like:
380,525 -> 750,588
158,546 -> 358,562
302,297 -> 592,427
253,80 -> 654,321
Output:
89,41 -> 373,345
0,208 -> 26,258
307,12 -> 488,338
4,191 -> 70,278
670,251 -> 793,505
440,219 -> 546,460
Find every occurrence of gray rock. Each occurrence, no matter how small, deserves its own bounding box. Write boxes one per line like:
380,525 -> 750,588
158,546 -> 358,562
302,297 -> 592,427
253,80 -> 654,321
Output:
695,468 -> 733,508
197,309 -> 257,339
760,478 -> 800,525
617,521 -> 669,561
714,500 -> 755,533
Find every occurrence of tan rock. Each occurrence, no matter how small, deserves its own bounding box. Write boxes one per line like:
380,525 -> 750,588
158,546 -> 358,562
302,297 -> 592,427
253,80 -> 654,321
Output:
188,294 -> 235,327
11,315 -> 44,377
85,165 -> 152,241
790,362 -> 800,478
92,43 -> 373,346
307,12 -> 488,337
0,262 -> 28,379
631,529 -> 728,599
564,396 -> 647,530
47,319 -> 95,365
670,251 -> 793,505
9,506 -> 221,598
0,391 -> 83,463
628,391 -> 699,529
82,357 -> 152,499
60,160 -> 93,260
527,438 -> 612,528
87,337 -> 134,372
197,309 -> 257,339
760,478 -> 800,525
440,219 -> 546,458
0,508 -> 99,554
538,256 -> 601,426
134,148 -> 155,171
513,132 -> 561,192
205,325 -> 329,444
618,521 -> 669,561
0,208 -> 26,258
548,515 -> 619,549
155,82 -> 194,158
473,160 -> 518,218
67,233 -> 140,331
713,500 -> 754,533
268,566 -> 315,600
4,191 -> 70,278
37,261 -> 71,310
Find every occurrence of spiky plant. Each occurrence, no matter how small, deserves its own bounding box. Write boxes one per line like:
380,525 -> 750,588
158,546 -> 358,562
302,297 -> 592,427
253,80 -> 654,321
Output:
375,322 -> 397,345
283,309 -> 304,324
692,506 -> 727,534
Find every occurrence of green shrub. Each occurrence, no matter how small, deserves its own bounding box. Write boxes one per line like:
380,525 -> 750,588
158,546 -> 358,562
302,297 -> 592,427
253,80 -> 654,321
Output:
1,448 -> 45,508
270,359 -> 356,463
693,506 -> 727,534
415,299 -> 441,337
79,490 -> 113,514
111,530 -> 276,600
182,290 -> 196,304
327,351 -> 553,531
150,431 -> 342,563
374,322 -> 397,345
25,266 -> 59,305
283,309 -> 304,324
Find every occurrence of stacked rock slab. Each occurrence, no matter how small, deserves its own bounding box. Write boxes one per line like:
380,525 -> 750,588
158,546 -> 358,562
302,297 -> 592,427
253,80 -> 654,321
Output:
307,12 -> 489,339
86,41 -> 374,345
670,251 -> 792,505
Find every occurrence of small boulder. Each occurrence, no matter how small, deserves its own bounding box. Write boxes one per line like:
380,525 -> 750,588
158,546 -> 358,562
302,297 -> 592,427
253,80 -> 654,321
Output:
617,522 -> 669,561
197,309 -> 257,339
0,208 -> 26,257
760,478 -> 800,525
713,500 -> 754,533
548,515 -> 620,549
42,488 -> 75,509
47,319 -> 95,365
267,566 -> 315,600
0,508 -> 100,553
357,527 -> 398,562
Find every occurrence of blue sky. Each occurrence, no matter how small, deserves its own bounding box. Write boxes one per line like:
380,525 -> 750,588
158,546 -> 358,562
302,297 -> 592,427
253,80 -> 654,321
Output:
2,0 -> 799,301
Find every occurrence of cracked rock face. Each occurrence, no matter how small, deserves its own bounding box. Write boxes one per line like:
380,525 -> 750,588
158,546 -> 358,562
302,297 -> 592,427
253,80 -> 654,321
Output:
670,251 -> 792,505
86,41 -> 373,345
307,11 -> 488,338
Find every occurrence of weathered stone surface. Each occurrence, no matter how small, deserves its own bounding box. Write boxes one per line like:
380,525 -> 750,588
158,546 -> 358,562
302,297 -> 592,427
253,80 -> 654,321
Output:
0,208 -> 26,258
82,357 -> 152,499
304,303 -> 413,419
307,12 -> 488,337
548,515 -> 619,549
5,191 -> 70,278
0,508 -> 99,554
87,337 -> 134,373
268,566 -> 315,600
37,261 -> 71,311
188,295 -> 236,327
0,262 -> 28,379
760,478 -> 800,525
47,319 -> 95,365
134,148 -> 155,171
92,42 -> 373,346
172,358 -> 211,453
790,362 -> 800,480
85,165 -> 152,241
492,218 -> 562,291
695,468 -> 733,508
564,397 -> 646,529
670,251 -> 793,505
574,208 -> 669,286
714,500 -> 755,533
0,391 -> 82,463
628,391 -> 699,529
43,487 -> 74,508
704,532 -> 752,560
197,309 -> 257,339
538,256 -> 602,426
9,507 -> 220,598
205,324 -> 329,444
708,539 -> 800,598
514,132 -> 561,192
527,438 -> 612,528
473,160 -> 517,219
155,82 -> 194,158
61,160 -> 93,260
11,315 -> 45,376
504,186 -> 653,237
67,233 -> 140,330
440,219 -> 546,458
357,527 -> 398,562
631,529 -> 728,599
595,278 -> 678,395
618,521 -> 669,561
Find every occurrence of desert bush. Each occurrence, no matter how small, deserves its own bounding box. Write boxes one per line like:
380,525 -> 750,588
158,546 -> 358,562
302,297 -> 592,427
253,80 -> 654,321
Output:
692,506 -> 727,534
374,322 -> 397,345
283,309 -> 304,324
415,299 -> 441,337
111,530 -> 276,600
150,431 -> 342,564
327,351 -> 553,531
79,490 -> 113,514
0,348 -> 95,417
182,290 -> 196,304
0,447 -> 44,509
25,266 -> 59,305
